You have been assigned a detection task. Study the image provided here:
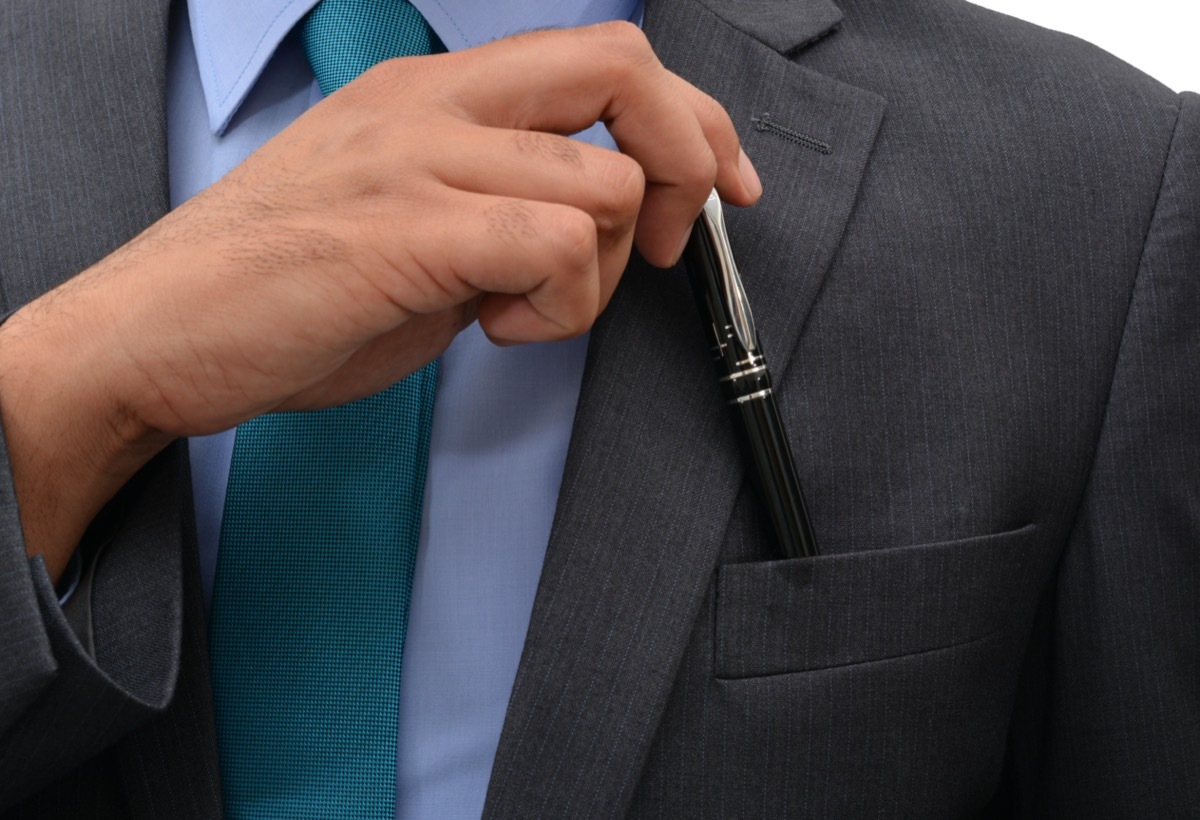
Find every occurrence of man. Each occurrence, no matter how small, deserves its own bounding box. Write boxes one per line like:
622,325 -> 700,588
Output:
0,0 -> 1196,816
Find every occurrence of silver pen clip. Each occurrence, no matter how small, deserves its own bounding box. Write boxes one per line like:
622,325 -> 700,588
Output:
697,190 -> 759,354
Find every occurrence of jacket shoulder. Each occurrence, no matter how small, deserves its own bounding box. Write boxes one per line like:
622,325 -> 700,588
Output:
830,0 -> 1181,146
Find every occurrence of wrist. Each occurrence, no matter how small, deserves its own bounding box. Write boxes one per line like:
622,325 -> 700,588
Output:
0,293 -> 172,580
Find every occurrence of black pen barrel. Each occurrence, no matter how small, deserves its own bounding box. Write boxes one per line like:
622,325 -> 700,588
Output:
735,394 -> 818,559
682,203 -> 820,560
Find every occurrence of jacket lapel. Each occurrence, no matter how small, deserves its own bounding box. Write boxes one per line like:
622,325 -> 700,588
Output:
483,0 -> 885,815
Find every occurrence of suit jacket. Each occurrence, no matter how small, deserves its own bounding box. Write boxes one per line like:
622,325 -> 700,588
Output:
1,0 -> 1196,816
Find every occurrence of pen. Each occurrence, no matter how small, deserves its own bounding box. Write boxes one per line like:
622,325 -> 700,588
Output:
682,190 -> 819,559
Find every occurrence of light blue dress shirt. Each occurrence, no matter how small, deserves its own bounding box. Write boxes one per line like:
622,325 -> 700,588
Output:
168,1 -> 641,817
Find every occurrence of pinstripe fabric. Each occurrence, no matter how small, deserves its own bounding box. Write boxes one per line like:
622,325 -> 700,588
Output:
0,452 -> 56,750
115,454 -> 223,820
1,0 -> 1197,817
0,0 -> 170,310
620,92 -> 1200,820
484,1 -> 1197,817
1036,93 -> 1200,817
3,442 -> 221,819
1,448 -> 188,817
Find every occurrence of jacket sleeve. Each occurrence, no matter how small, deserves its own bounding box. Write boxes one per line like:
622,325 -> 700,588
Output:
1032,90 -> 1200,816
0,410 -> 186,811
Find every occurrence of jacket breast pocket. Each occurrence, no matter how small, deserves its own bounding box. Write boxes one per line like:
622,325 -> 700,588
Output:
713,524 -> 1041,679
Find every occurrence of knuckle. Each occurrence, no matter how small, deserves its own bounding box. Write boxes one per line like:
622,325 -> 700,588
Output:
484,200 -> 541,245
593,155 -> 645,232
593,21 -> 658,69
351,54 -> 443,110
694,87 -> 726,124
513,131 -> 584,168
703,100 -> 741,153
681,149 -> 719,195
355,56 -> 408,95
549,208 -> 599,274
608,154 -> 647,208
595,20 -> 650,51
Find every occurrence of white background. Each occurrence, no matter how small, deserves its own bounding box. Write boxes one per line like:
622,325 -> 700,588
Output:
968,0 -> 1198,92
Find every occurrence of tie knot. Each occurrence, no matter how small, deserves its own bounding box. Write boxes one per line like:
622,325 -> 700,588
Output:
302,0 -> 445,95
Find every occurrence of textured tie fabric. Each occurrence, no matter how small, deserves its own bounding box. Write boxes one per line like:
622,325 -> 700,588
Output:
303,0 -> 444,96
208,3 -> 444,818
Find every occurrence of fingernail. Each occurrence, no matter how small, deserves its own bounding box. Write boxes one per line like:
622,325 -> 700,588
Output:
739,148 -> 763,199
673,224 -> 694,265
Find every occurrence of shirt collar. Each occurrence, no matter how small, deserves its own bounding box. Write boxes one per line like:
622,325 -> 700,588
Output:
189,0 -> 321,134
188,0 -> 644,136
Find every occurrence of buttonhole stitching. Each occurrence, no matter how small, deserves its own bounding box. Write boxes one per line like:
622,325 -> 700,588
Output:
751,114 -> 833,155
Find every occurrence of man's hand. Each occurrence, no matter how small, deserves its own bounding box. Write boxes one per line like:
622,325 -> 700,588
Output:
0,22 -> 761,578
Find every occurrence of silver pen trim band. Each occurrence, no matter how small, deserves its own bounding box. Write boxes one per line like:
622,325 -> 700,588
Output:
719,365 -> 768,383
731,388 -> 774,404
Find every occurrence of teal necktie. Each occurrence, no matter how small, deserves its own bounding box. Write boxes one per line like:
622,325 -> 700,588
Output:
209,4 -> 444,818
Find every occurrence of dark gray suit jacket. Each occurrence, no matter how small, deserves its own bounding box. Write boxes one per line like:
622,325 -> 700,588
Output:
1,0 -> 1197,816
